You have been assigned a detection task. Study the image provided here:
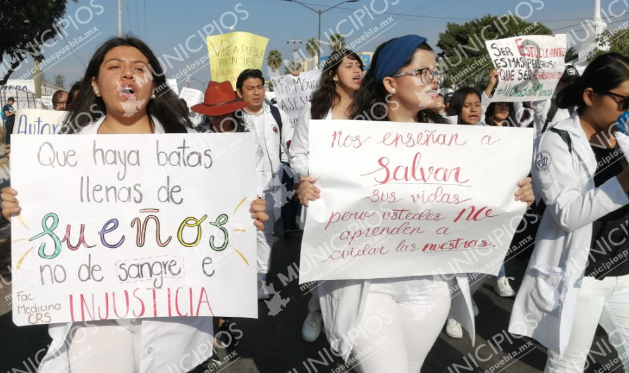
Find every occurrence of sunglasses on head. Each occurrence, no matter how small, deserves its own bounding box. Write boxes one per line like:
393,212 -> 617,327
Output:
603,91 -> 629,110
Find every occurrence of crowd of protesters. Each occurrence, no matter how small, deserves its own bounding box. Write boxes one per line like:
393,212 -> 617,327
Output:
1,31 -> 629,373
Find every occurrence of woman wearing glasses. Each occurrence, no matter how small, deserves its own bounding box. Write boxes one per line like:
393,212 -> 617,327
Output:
298,34 -> 534,372
510,53 -> 629,372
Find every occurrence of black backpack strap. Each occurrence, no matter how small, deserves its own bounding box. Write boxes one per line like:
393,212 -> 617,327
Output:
269,105 -> 283,133
542,102 -> 559,133
548,127 -> 572,154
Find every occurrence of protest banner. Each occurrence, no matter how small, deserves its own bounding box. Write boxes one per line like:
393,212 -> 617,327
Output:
207,32 -> 269,87
485,34 -> 566,102
11,133 -> 258,325
270,70 -> 321,126
299,121 -> 533,283
13,109 -> 66,136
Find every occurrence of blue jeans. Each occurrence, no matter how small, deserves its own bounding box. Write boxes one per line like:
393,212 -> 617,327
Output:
498,264 -> 506,278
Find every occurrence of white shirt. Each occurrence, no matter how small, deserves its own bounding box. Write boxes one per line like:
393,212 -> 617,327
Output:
38,116 -> 213,373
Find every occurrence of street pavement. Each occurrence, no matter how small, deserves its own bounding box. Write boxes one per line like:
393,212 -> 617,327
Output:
0,224 -> 623,373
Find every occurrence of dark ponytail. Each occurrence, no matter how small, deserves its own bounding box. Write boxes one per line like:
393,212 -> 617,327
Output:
557,53 -> 629,112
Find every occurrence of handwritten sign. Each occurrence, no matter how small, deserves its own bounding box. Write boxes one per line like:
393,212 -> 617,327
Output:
485,34 -> 566,102
179,87 -> 205,126
299,120 -> 533,283
13,109 -> 66,135
270,70 -> 321,126
207,32 -> 269,87
11,133 -> 258,325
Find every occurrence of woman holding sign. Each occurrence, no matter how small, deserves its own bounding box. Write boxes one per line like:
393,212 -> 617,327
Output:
1,36 -> 268,373
298,34 -> 534,372
290,48 -> 364,343
510,53 -> 629,373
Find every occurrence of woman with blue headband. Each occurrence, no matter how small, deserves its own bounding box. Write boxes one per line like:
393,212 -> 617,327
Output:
298,35 -> 535,372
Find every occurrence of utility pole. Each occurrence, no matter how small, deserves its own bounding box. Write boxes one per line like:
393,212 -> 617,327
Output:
34,60 -> 41,99
118,0 -> 123,37
287,38 -> 303,72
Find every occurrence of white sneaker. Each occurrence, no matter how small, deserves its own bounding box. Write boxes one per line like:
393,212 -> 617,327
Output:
472,300 -> 479,317
257,280 -> 270,300
302,311 -> 323,342
445,318 -> 463,339
494,277 -> 516,298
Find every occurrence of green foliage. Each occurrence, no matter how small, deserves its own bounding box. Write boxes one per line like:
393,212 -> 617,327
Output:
588,29 -> 629,62
329,33 -> 346,52
267,50 -> 283,72
436,14 -> 552,88
0,0 -> 79,84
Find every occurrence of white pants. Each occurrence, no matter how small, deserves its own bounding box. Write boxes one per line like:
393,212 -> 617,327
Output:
67,320 -> 142,373
351,276 -> 453,373
545,275 -> 629,373
257,188 -> 276,275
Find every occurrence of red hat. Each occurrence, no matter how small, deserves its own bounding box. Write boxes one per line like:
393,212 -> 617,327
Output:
191,81 -> 249,116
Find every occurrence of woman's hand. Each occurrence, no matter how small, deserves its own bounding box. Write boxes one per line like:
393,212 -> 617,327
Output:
4,144 -> 10,159
296,176 -> 320,207
485,69 -> 499,98
1,187 -> 20,221
515,177 -> 534,206
250,198 -> 268,231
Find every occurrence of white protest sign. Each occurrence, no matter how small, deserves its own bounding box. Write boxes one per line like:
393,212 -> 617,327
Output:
179,87 -> 204,108
271,70 -> 321,126
486,34 -> 566,101
180,87 -> 205,126
299,121 -> 533,283
11,133 -> 257,325
41,96 -> 53,110
13,109 -> 66,135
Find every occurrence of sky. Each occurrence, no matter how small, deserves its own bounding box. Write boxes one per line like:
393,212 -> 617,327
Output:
5,0 -> 614,92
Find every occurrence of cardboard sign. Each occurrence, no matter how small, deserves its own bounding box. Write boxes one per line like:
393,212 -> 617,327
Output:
11,133 -> 258,325
486,34 -> 566,102
270,70 -> 321,126
299,120 -> 533,283
13,109 -> 66,135
207,32 -> 269,87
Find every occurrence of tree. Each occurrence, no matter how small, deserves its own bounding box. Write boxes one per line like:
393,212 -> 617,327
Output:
54,74 -> 65,89
436,15 -> 552,88
0,0 -> 79,85
588,29 -> 629,61
565,46 -> 578,63
267,50 -> 283,72
306,38 -> 321,59
329,33 -> 346,52
284,61 -> 302,75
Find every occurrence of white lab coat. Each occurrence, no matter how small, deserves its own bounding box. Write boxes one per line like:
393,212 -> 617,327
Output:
509,111 -> 629,354
38,117 -> 214,373
241,103 -> 292,196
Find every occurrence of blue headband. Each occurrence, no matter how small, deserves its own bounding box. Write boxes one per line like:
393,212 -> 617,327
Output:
374,35 -> 428,82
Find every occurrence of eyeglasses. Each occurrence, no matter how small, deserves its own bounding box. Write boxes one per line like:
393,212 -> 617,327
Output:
603,91 -> 629,110
392,67 -> 442,85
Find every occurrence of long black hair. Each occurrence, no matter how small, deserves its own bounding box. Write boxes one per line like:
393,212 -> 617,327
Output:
60,36 -> 190,134
310,49 -> 363,120
350,39 -> 448,123
557,53 -> 629,114
446,86 -> 481,124
485,101 -> 517,126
